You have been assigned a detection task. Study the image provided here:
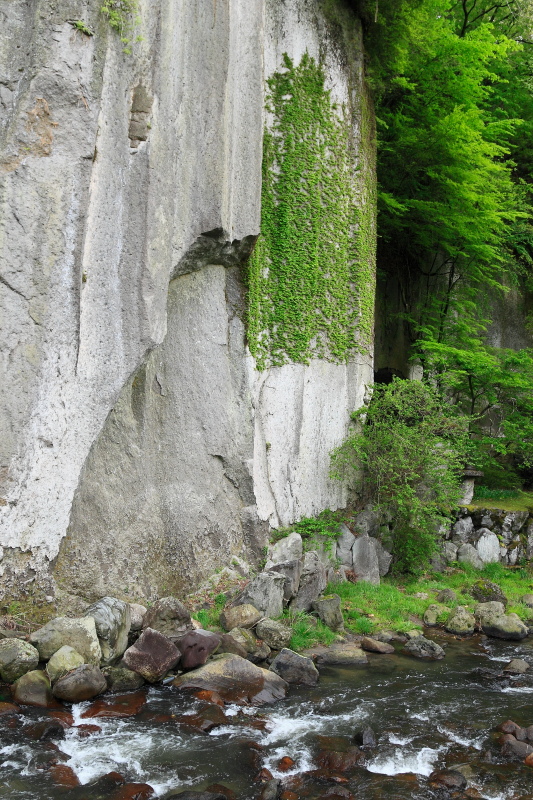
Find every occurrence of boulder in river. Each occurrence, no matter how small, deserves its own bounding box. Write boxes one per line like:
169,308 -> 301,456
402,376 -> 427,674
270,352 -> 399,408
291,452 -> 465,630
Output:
429,769 -> 467,790
12,670 -> 55,707
234,573 -> 285,619
501,733 -> 533,761
315,643 -> 368,666
403,635 -> 445,660
103,666 -> 145,693
177,630 -> 221,670
45,645 -> 85,683
123,627 -> 180,682
29,616 -> 102,664
142,597 -> 193,641
0,638 -> 39,682
445,606 -> 475,636
503,659 -> 530,674
290,551 -> 327,611
53,664 -> 107,702
219,604 -> 261,631
475,602 -> 528,640
360,637 -> 394,654
84,597 -> 131,665
172,653 -> 288,705
312,594 -> 344,631
269,648 -> 319,685
255,618 -> 292,650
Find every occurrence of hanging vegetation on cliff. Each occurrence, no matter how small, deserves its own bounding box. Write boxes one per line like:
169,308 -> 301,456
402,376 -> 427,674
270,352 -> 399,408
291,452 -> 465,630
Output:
247,53 -> 375,369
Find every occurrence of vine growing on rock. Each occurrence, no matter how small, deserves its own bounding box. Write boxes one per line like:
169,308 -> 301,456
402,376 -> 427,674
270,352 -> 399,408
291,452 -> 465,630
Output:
247,53 -> 375,369
100,0 -> 140,52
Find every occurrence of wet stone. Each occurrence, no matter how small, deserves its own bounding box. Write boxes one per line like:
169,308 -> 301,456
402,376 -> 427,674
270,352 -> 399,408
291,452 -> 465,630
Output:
103,666 -> 145,693
49,763 -> 80,788
26,718 -> 66,741
81,691 -> 147,718
429,769 -> 467,790
503,658 -> 530,674
52,664 -> 107,702
403,635 -> 445,660
270,648 -> 319,686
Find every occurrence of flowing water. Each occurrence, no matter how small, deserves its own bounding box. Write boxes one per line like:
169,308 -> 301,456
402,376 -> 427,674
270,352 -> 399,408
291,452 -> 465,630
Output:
1,633 -> 533,799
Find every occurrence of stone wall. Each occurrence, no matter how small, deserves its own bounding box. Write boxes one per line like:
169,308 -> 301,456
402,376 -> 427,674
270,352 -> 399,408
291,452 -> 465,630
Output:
0,0 -> 374,604
439,508 -> 533,570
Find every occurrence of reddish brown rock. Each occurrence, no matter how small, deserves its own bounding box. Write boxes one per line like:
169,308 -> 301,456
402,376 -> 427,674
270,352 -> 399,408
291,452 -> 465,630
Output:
429,769 -> 467,790
278,756 -> 296,772
177,630 -> 221,670
81,691 -> 147,719
49,764 -> 80,787
194,689 -> 225,706
176,702 -> 227,733
525,752 -> 533,767
111,783 -> 155,800
316,747 -> 364,772
255,768 -> 274,782
123,628 -> 180,682
26,718 -> 66,740
0,701 -> 19,715
280,792 -> 298,800
48,710 -> 74,727
76,723 -> 102,738
499,719 -> 527,740
205,784 -> 236,800
501,733 -> 533,760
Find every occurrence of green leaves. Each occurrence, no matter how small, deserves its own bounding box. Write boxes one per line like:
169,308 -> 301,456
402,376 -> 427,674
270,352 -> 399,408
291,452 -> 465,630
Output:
247,54 -> 375,368
332,379 -> 470,574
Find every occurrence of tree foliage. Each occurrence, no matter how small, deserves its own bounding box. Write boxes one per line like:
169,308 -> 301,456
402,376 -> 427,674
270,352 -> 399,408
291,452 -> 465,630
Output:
358,0 -> 533,485
332,380 -> 471,573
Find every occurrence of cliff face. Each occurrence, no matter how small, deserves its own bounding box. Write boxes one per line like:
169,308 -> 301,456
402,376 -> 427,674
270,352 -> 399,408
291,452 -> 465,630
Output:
0,0 -> 375,605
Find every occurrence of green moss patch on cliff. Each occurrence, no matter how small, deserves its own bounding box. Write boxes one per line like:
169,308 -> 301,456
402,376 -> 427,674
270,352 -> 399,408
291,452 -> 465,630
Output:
247,53 -> 375,369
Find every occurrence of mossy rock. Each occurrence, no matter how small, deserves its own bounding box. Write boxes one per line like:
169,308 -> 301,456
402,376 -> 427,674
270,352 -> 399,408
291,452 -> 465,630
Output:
470,580 -> 507,607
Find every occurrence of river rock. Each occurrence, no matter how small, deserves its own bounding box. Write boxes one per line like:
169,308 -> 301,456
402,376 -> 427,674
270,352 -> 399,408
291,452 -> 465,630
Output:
0,638 -> 39,683
457,543 -> 484,569
503,659 -> 530,674
312,594 -> 344,631
266,560 -> 302,602
521,594 -> 533,608
501,734 -> 533,760
429,770 -> 467,790
177,630 -> 222,670
172,653 -> 288,705
220,604 -> 261,631
436,588 -> 457,603
29,617 -> 102,664
84,597 -> 131,665
269,648 -> 319,685
265,532 -> 303,568
12,670 -> 54,707
53,664 -> 107,702
255,619 -> 292,650
315,643 -> 368,666
445,606 -> 475,635
360,637 -> 395,654
234,573 -> 285,619
475,529 -> 501,564
103,666 -> 145,692
336,524 -> 356,567
290,551 -> 328,611
166,793 -> 227,800
142,597 -> 193,640
403,635 -> 445,659
129,603 -> 147,631
471,580 -> 507,606
452,516 -> 474,543
475,602 -> 528,640
351,534 -> 380,585
423,604 -> 447,627
123,628 -> 180,682
228,628 -> 270,663
216,633 -> 248,659
45,645 -> 85,683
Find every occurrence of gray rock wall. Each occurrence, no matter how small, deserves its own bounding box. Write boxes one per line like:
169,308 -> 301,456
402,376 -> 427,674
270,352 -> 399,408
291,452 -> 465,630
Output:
0,0 -> 374,603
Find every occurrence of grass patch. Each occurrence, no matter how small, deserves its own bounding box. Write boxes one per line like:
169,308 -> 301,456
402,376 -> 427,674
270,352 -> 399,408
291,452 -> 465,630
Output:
280,610 -> 338,650
468,491 -> 533,513
328,561 -> 533,634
